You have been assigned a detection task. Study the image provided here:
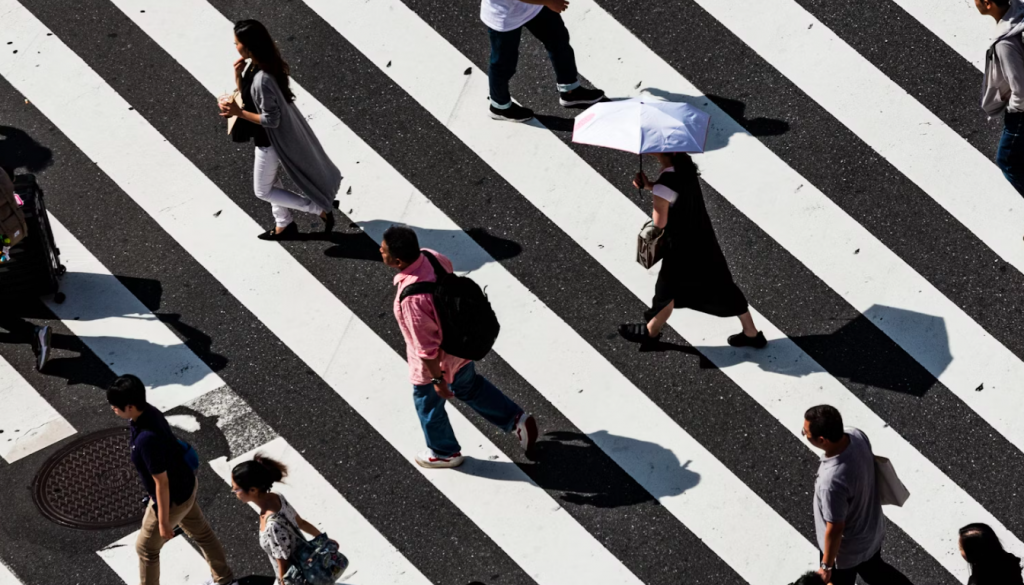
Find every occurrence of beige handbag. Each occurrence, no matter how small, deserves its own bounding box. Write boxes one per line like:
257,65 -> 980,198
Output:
224,90 -> 244,135
637,220 -> 664,269
874,455 -> 910,506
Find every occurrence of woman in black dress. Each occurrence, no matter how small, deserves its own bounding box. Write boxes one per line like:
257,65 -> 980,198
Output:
619,152 -> 767,348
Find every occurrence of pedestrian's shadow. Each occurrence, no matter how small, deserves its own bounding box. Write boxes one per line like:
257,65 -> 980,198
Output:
0,125 -> 53,178
327,219 -> 523,272
681,305 -> 949,396
456,430 -> 699,507
0,274 -> 230,389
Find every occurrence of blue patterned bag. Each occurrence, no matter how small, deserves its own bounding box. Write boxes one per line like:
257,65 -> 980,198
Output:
273,513 -> 349,585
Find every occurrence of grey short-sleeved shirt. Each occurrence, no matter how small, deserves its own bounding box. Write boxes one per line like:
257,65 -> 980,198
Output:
813,427 -> 885,568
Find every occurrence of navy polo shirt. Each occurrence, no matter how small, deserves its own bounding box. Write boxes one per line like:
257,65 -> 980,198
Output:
129,404 -> 194,510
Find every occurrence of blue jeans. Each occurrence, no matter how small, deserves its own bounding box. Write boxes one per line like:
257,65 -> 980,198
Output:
487,7 -> 580,108
997,111 -> 1024,197
413,362 -> 522,458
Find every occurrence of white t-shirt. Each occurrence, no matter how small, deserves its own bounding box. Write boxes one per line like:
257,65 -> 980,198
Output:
652,167 -> 679,204
481,0 -> 543,32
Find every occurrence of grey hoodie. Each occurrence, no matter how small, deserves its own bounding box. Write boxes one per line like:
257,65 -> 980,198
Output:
982,2 -> 1024,117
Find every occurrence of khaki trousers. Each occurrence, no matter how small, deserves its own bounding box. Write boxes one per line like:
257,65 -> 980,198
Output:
136,479 -> 233,585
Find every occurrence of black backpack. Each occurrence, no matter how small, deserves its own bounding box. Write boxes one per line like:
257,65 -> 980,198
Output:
399,251 -> 499,361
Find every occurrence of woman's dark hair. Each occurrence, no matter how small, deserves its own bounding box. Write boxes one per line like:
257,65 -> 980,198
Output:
383,225 -> 422,264
106,374 -> 147,410
992,0 -> 1012,8
789,572 -> 826,585
232,453 -> 288,493
804,405 -> 844,442
960,523 -> 1023,582
669,153 -> 700,179
234,19 -> 295,103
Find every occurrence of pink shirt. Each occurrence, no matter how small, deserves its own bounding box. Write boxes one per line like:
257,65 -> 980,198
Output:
393,249 -> 471,385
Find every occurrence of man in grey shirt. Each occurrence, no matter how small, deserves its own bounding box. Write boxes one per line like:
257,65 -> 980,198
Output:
803,405 -> 913,585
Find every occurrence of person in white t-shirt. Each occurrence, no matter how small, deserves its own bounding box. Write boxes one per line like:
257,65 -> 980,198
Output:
482,0 -> 605,122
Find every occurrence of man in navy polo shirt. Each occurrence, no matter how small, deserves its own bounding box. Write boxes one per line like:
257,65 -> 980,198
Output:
108,374 -> 236,585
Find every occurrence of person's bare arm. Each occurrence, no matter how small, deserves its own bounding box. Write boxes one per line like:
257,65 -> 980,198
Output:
817,520 -> 845,582
152,472 -> 174,540
276,557 -> 290,583
651,196 -> 670,229
295,515 -> 323,538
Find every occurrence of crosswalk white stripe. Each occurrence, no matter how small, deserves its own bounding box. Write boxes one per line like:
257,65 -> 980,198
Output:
300,0 -> 1024,579
98,529 -> 210,585
681,0 -> 1024,273
0,4 -> 641,583
115,3 -> 823,583
44,215 -> 226,411
891,0 -> 990,70
0,353 -> 75,463
209,437 -> 431,585
0,558 -> 25,584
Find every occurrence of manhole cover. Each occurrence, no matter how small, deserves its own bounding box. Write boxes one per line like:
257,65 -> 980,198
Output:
32,427 -> 148,530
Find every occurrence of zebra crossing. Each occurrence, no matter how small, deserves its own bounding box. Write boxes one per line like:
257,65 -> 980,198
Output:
0,0 -> 1021,583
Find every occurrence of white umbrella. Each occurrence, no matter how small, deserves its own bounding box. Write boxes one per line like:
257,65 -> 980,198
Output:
571,97 -> 711,154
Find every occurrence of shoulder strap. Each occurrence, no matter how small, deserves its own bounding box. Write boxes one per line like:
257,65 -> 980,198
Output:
419,250 -> 450,277
399,281 -> 436,302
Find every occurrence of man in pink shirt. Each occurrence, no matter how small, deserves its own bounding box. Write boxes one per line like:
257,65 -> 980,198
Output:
381,226 -> 538,468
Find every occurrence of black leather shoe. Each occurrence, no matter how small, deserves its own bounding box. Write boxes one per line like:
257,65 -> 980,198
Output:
618,323 -> 660,344
257,221 -> 298,241
727,331 -> 768,349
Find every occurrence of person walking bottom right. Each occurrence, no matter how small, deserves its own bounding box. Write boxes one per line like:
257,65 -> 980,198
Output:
958,523 -> 1024,585
802,405 -> 913,585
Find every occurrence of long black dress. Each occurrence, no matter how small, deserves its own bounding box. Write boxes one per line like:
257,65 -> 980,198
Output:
643,166 -> 749,322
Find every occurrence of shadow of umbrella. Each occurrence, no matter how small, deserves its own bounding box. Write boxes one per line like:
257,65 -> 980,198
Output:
454,430 -> 699,508
684,305 -> 949,396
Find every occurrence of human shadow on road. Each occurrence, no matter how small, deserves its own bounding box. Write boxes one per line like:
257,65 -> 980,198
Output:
0,125 -> 53,178
644,305 -> 948,397
327,220 -> 523,271
455,430 -> 699,508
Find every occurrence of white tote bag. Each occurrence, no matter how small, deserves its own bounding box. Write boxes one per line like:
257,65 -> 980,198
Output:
874,455 -> 910,506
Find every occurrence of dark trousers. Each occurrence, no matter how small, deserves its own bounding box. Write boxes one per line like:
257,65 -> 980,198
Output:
827,548 -> 913,585
997,111 -> 1024,197
487,7 -> 579,107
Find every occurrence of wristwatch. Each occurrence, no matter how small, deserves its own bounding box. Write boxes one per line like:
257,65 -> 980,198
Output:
431,375 -> 444,386
820,562 -> 834,571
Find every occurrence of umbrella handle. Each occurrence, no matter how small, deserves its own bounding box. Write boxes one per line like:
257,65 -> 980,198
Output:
637,153 -> 643,197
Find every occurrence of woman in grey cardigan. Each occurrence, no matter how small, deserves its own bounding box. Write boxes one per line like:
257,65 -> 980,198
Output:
220,20 -> 341,240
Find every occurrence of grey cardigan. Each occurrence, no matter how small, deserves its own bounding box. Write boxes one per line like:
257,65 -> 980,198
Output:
983,2 -> 1024,117
250,70 -> 341,212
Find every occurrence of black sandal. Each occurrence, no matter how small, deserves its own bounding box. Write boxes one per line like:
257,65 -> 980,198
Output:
257,221 -> 298,241
618,323 -> 660,344
322,200 -> 339,233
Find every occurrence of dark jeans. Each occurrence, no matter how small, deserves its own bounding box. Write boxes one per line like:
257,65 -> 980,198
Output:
997,111 -> 1024,197
487,7 -> 579,107
412,361 -> 522,457
825,548 -> 913,585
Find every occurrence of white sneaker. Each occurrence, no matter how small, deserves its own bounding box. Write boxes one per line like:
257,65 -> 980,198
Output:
513,412 -> 538,452
34,326 -> 51,371
415,449 -> 464,468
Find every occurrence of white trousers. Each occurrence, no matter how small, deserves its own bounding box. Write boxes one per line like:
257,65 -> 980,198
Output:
253,145 -> 322,227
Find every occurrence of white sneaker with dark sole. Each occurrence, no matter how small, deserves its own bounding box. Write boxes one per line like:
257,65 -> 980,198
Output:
34,326 -> 51,371
415,449 -> 465,469
513,412 -> 538,452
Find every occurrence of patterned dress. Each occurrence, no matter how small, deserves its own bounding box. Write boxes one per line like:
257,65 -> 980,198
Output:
259,494 -> 301,583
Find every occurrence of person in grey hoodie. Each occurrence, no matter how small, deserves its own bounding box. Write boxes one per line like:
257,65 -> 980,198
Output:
220,20 -> 341,240
979,0 -> 1024,196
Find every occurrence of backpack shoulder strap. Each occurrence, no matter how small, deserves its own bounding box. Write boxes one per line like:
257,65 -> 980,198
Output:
419,250 -> 450,277
399,281 -> 436,303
